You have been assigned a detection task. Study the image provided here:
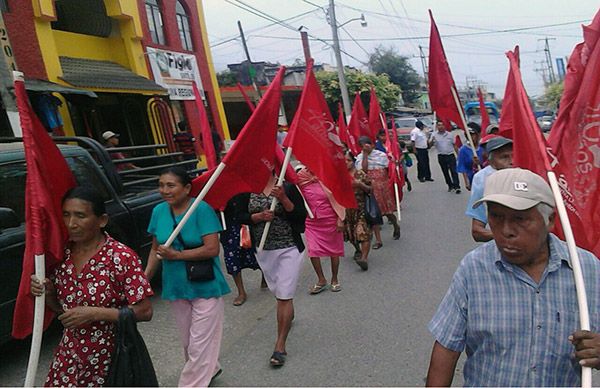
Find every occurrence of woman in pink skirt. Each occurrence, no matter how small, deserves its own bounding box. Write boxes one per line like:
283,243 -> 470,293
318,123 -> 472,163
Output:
297,167 -> 345,293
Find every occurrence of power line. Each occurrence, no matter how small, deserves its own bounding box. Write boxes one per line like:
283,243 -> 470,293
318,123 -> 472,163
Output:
340,25 -> 370,56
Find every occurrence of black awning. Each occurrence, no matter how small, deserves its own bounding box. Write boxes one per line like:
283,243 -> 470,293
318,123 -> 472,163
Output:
25,79 -> 97,97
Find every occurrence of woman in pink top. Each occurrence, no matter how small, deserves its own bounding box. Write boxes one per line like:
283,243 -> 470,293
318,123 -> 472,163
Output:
297,167 -> 345,293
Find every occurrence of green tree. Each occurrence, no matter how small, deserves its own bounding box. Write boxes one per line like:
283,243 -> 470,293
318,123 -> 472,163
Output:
315,69 -> 401,112
540,81 -> 564,110
216,70 -> 237,87
368,46 -> 421,105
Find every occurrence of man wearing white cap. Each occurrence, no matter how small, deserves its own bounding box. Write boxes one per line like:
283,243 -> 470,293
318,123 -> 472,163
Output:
466,136 -> 513,242
101,130 -> 137,170
426,168 -> 600,386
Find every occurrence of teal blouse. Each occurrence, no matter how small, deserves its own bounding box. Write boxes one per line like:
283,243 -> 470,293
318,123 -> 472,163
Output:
148,200 -> 231,300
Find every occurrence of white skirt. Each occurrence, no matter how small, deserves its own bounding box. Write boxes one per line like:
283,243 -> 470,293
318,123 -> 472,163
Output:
256,246 -> 304,300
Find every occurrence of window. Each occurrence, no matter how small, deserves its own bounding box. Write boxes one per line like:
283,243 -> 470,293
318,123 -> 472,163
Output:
0,161 -> 27,224
65,157 -> 110,201
51,0 -> 112,37
176,1 -> 193,51
146,0 -> 165,45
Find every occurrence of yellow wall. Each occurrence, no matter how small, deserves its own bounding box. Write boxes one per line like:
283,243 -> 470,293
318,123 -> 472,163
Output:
52,30 -> 130,67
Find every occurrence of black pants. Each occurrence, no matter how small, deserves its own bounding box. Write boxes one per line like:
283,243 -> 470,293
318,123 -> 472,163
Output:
437,153 -> 460,189
416,148 -> 431,181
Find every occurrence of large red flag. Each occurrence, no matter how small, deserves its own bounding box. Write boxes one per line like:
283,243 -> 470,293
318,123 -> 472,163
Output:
12,78 -> 76,339
428,10 -> 464,129
283,60 -> 357,209
547,11 -> 600,257
274,144 -> 299,185
193,82 -> 217,170
502,46 -> 591,253
337,102 -> 359,155
477,88 -> 491,130
190,67 -> 285,210
368,86 -> 383,139
498,46 -> 520,139
348,92 -> 370,140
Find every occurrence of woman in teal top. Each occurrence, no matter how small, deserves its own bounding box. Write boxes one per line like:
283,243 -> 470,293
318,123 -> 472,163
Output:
145,167 -> 230,387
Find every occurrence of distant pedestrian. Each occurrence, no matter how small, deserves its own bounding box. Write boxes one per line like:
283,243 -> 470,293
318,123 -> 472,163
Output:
297,167 -> 345,293
456,122 -> 484,190
102,130 -> 138,171
375,128 -> 387,152
276,126 -> 288,146
430,120 -> 461,193
410,121 -> 433,182
399,141 -> 413,191
174,121 -> 197,161
466,136 -> 513,242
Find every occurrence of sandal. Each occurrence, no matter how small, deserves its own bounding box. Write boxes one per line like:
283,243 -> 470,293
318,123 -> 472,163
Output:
270,351 -> 286,367
233,295 -> 246,306
309,283 -> 328,294
330,283 -> 342,292
373,242 -> 383,250
356,259 -> 369,271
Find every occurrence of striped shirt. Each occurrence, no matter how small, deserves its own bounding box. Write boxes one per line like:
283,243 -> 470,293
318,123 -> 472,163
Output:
429,234 -> 600,387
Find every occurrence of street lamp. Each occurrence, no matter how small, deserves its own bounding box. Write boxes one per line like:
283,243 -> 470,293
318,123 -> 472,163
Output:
328,0 -> 366,119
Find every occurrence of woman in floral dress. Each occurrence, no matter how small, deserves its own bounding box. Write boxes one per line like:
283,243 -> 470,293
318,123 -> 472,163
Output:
30,186 -> 153,387
343,152 -> 373,271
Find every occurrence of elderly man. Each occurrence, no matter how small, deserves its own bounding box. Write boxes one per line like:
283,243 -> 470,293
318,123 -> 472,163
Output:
426,168 -> 600,387
466,136 -> 513,242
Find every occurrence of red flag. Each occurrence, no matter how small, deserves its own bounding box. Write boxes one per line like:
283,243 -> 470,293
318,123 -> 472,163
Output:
274,144 -> 299,185
368,86 -> 383,139
502,46 -> 592,253
190,67 -> 285,210
193,82 -> 217,170
454,134 -> 463,149
387,115 -> 401,161
337,102 -> 359,155
477,88 -> 491,130
547,12 -> 600,257
283,60 -> 357,209
348,92 -> 370,140
428,10 -> 464,129
12,78 -> 76,339
237,82 -> 256,112
498,46 -> 520,139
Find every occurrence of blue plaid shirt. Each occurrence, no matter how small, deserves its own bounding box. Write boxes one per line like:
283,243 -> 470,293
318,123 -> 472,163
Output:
429,234 -> 600,387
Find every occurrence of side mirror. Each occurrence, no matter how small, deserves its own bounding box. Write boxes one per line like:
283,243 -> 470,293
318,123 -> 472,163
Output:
0,207 -> 20,231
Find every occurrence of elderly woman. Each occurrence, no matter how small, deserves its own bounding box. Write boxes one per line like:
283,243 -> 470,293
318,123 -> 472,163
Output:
30,186 -> 153,387
354,136 -> 400,248
235,181 -> 307,367
296,167 -> 345,293
145,166 -> 230,387
344,152 -> 373,271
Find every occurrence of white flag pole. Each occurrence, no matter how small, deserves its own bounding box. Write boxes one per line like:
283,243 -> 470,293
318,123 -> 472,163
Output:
296,185 -> 314,219
220,211 -> 227,230
24,254 -> 45,387
393,182 -> 401,222
164,162 -> 227,248
546,171 -> 591,388
257,147 -> 293,252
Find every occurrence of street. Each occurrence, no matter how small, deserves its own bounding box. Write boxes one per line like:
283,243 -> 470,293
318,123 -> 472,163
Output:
2,153 -> 473,386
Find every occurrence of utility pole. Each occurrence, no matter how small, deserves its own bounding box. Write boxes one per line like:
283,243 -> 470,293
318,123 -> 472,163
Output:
539,37 -> 557,84
299,29 -> 312,65
0,10 -> 20,136
237,20 -> 262,99
418,45 -> 428,84
534,60 -> 549,86
328,0 -> 351,119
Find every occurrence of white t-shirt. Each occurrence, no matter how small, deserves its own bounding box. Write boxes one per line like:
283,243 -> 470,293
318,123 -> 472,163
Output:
411,127 -> 429,149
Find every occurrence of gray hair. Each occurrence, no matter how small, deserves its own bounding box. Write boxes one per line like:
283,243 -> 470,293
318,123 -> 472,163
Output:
536,203 -> 555,226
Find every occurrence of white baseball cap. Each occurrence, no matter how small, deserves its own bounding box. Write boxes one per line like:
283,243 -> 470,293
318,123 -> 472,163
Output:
102,131 -> 119,141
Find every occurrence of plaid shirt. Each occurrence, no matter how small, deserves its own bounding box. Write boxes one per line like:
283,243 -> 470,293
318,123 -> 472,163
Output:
429,234 -> 600,387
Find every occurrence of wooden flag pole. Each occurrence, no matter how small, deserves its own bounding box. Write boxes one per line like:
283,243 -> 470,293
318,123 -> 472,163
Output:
258,147 -> 294,251
24,254 -> 45,387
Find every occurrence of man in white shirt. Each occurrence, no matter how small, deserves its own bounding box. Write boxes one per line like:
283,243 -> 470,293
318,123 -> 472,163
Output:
430,121 -> 461,193
410,120 -> 433,182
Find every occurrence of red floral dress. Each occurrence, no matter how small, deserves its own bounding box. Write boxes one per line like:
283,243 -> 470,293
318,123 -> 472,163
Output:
45,235 -> 153,387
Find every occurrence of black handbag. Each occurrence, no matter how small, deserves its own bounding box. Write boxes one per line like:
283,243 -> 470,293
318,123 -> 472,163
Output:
364,193 -> 383,226
169,208 -> 215,282
105,307 -> 158,387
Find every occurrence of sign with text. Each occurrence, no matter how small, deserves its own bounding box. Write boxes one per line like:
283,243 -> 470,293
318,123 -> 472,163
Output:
147,47 -> 204,100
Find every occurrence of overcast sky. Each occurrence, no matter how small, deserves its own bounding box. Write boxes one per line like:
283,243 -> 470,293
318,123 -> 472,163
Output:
203,0 -> 599,98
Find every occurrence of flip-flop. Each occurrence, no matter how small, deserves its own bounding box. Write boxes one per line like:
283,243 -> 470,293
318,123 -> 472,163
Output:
270,351 -> 286,367
309,283 -> 328,294
233,296 -> 246,306
373,242 -> 383,250
356,260 -> 369,271
330,283 -> 342,292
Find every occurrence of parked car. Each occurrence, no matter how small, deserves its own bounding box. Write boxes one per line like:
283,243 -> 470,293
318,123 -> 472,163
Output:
537,115 -> 554,132
392,117 -> 418,141
0,136 -> 199,344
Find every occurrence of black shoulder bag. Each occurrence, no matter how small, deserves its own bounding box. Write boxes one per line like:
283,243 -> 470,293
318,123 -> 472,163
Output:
364,193 -> 383,226
169,208 -> 215,282
105,307 -> 158,387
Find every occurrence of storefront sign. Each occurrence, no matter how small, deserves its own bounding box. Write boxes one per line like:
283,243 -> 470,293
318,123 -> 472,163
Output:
147,47 -> 204,100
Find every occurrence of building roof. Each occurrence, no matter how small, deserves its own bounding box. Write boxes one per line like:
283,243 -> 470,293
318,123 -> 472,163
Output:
59,57 -> 167,93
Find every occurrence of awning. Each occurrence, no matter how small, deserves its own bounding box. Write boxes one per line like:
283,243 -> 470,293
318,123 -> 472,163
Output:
25,79 -> 97,97
59,56 -> 167,94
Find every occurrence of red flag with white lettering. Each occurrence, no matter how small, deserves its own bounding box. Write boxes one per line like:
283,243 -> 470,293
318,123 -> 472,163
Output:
12,78 -> 76,339
284,60 -> 357,208
190,67 -> 285,210
547,12 -> 600,256
428,10 -> 464,130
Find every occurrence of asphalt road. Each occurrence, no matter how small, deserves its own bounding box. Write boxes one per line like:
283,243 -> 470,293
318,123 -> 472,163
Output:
1,150 -> 475,387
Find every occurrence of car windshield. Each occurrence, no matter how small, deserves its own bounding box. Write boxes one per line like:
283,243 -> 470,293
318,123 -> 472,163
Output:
395,118 -> 416,128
